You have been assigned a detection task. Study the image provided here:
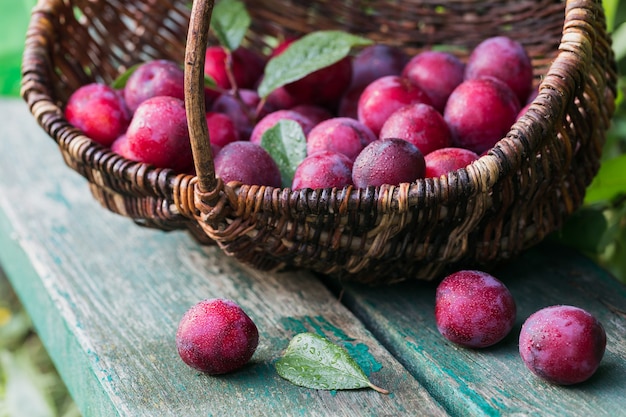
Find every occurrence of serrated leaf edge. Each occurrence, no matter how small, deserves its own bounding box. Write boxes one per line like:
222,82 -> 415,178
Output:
257,30 -> 372,98
211,0 -> 251,51
276,332 -> 389,394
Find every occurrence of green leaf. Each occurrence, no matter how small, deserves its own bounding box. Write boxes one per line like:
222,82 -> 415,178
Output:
598,204 -> 626,283
584,154 -> 626,204
611,21 -> 626,62
204,73 -> 218,90
552,206 -> 610,255
211,0 -> 251,51
260,120 -> 307,188
603,0 -> 619,32
275,332 -> 389,394
257,31 -> 373,98
110,63 -> 142,89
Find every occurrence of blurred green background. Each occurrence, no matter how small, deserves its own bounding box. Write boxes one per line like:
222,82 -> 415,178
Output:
1,2 -> 84,416
0,1 -> 36,96
1,0 -> 625,416
549,0 -> 626,282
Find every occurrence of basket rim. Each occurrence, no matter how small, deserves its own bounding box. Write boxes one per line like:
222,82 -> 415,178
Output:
20,0 -> 616,218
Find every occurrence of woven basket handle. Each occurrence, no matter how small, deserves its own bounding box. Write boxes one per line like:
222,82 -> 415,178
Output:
184,0 -> 216,195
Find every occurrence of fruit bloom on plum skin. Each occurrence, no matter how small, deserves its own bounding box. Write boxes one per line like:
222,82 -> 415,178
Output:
350,44 -> 409,90
265,85 -> 300,110
289,104 -> 333,126
176,298 -> 259,375
519,305 -> 606,385
379,103 -> 452,156
402,50 -> 465,113
211,89 -> 272,141
338,42 -> 411,119
204,111 -> 238,148
65,83 -> 131,147
465,36 -> 534,104
123,59 -> 185,113
357,75 -> 432,136
204,46 -> 266,91
338,86 -> 363,119
424,147 -> 479,178
204,46 -> 266,102
352,138 -> 426,188
292,151 -> 354,190
214,141 -> 282,187
306,117 -> 377,161
444,77 -> 520,155
435,270 -> 516,348
111,134 -> 140,161
125,96 -> 193,171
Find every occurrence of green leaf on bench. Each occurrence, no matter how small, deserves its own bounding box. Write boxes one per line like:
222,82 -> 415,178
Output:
275,332 -> 389,394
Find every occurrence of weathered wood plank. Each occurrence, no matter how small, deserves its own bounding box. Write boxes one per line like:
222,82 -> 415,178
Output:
331,242 -> 626,417
0,99 -> 447,416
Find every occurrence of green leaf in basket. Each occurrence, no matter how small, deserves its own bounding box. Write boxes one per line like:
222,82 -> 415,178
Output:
110,63 -> 142,90
211,0 -> 251,52
275,333 -> 389,394
584,154 -> 626,204
204,73 -> 218,90
260,119 -> 307,188
257,31 -> 373,99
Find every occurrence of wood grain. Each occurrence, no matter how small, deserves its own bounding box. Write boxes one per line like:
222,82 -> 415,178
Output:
3,96 -> 625,417
331,242 -> 626,416
0,99 -> 446,416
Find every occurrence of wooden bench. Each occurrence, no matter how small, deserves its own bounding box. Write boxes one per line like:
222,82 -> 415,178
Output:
1,97 -> 625,416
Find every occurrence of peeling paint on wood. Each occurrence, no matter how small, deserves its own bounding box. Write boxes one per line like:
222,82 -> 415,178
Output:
0,99 -> 445,416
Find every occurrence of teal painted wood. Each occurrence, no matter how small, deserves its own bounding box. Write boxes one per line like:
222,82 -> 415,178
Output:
0,99 -> 447,416
332,243 -> 626,417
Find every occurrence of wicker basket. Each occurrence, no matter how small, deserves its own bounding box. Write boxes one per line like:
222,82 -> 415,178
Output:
21,0 -> 617,284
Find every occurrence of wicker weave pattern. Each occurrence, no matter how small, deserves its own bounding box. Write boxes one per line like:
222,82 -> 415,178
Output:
21,0 -> 617,284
